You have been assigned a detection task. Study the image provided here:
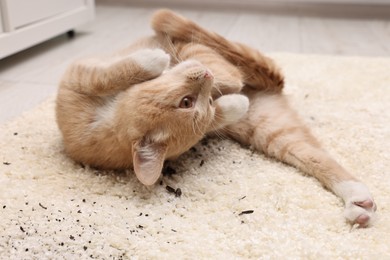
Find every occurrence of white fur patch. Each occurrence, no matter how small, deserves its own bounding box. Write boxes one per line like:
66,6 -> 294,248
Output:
91,96 -> 118,129
215,94 -> 249,125
333,181 -> 371,201
130,49 -> 170,77
333,181 -> 376,224
149,128 -> 170,143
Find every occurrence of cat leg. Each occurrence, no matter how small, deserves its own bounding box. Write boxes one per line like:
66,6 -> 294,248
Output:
61,49 -> 170,96
226,92 -> 376,227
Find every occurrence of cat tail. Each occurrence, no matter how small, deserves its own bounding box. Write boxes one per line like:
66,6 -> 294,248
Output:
151,9 -> 284,93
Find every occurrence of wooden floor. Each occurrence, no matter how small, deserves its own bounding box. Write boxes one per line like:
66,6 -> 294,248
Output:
0,2 -> 389,125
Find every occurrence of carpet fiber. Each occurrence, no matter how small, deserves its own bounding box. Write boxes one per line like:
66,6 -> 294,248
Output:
0,53 -> 389,259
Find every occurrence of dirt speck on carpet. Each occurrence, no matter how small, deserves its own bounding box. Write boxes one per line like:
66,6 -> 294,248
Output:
0,53 -> 389,258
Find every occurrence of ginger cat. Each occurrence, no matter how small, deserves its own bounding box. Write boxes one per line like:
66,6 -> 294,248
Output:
56,9 -> 376,227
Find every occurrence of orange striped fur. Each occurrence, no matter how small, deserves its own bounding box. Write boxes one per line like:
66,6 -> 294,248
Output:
56,9 -> 376,227
150,9 -> 376,227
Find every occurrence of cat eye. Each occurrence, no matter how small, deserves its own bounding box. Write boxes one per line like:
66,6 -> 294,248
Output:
209,97 -> 213,106
179,96 -> 195,109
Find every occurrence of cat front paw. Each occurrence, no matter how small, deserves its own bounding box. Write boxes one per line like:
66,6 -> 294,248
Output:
130,48 -> 170,77
215,94 -> 249,124
333,181 -> 377,227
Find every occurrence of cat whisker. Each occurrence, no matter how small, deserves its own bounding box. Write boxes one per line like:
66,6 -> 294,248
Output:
192,120 -> 202,137
210,113 -> 245,137
194,117 -> 206,137
212,86 -> 223,97
163,33 -> 182,64
190,33 -> 201,57
241,71 -> 255,82
209,127 -> 228,140
191,113 -> 201,137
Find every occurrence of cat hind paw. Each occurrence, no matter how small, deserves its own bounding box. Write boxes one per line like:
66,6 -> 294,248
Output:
333,181 -> 377,228
345,198 -> 376,228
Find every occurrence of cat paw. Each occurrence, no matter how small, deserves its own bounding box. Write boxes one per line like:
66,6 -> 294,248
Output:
130,49 -> 170,77
333,181 -> 377,228
345,198 -> 376,228
215,94 -> 249,124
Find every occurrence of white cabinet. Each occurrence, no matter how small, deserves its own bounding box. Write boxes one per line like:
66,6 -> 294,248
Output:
0,0 -> 95,59
0,10 -> 3,33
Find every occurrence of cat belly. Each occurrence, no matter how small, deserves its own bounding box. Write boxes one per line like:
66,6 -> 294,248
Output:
57,89 -> 134,169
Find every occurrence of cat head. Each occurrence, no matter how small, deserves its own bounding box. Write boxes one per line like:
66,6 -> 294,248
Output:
119,60 -> 215,185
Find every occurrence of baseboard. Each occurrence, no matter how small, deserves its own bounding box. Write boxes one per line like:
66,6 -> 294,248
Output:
97,0 -> 390,19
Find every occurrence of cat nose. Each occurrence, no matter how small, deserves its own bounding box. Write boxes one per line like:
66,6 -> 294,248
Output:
189,69 -> 213,82
203,69 -> 214,80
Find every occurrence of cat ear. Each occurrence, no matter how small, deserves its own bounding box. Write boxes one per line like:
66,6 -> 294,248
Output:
132,140 -> 167,186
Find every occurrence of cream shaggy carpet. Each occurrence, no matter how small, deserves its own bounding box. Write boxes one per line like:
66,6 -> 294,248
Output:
0,53 -> 389,259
